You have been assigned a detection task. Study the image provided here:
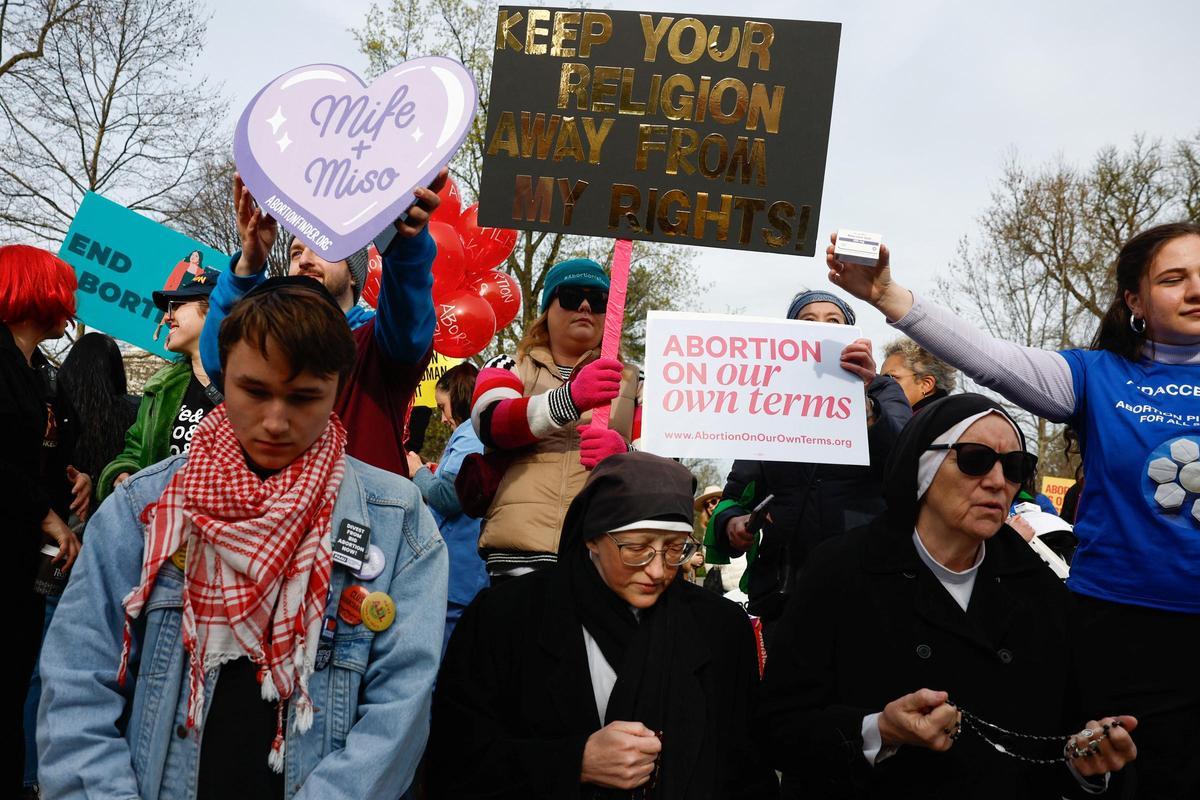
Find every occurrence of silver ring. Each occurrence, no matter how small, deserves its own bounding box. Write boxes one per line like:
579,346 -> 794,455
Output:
1080,729 -> 1094,739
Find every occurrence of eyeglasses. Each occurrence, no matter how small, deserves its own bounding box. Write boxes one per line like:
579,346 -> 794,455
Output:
926,442 -> 1037,484
556,286 -> 608,314
604,533 -> 698,567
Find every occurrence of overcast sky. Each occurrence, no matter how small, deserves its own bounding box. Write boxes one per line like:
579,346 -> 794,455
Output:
198,0 -> 1200,354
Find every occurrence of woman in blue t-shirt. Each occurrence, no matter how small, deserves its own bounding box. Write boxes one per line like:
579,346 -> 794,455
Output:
825,222 -> 1200,799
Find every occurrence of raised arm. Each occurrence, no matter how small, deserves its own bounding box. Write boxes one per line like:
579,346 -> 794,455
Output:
199,173 -> 275,386
826,234 -> 1076,422
470,355 -> 622,451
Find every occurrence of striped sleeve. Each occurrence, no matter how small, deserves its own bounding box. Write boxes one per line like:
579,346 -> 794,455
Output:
471,354 -> 579,450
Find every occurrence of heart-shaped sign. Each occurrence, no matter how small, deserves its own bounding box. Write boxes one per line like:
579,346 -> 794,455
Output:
234,57 -> 477,262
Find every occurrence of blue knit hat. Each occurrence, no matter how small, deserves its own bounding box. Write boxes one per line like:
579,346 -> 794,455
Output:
786,290 -> 856,325
540,258 -> 610,313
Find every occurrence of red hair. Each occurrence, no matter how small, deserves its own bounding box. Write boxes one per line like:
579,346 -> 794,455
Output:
0,245 -> 78,327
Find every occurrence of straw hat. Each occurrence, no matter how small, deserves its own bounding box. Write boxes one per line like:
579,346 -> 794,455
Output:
694,485 -> 723,511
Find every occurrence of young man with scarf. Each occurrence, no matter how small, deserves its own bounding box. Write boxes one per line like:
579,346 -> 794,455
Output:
198,171 -> 447,478
37,279 -> 448,800
428,451 -> 777,799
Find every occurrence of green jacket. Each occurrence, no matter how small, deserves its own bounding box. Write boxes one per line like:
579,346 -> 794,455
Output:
97,360 -> 193,501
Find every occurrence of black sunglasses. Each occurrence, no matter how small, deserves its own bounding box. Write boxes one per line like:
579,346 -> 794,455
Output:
555,286 -> 608,313
926,442 -> 1037,484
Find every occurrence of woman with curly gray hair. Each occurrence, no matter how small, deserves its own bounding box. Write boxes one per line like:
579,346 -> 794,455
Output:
881,338 -> 957,412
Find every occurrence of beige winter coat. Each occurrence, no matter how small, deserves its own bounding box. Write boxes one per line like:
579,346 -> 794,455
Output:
479,345 -> 639,556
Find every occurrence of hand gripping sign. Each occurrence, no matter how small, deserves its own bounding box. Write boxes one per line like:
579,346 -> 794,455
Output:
233,57 -> 478,262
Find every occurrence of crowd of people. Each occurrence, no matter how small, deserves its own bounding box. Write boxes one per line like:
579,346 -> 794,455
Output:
7,158 -> 1198,798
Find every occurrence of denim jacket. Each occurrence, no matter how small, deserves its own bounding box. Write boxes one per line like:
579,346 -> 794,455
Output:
37,453 -> 448,800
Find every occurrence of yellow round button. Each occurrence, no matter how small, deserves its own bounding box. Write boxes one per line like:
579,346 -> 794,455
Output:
360,591 -> 396,632
170,544 -> 187,571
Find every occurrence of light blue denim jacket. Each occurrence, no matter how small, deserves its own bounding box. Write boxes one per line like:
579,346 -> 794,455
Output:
37,453 -> 448,800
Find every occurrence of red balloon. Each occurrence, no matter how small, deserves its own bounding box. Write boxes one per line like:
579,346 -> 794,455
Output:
428,220 -> 466,302
469,269 -> 522,330
434,176 -> 463,221
433,291 -> 496,358
456,204 -> 518,274
361,243 -> 383,308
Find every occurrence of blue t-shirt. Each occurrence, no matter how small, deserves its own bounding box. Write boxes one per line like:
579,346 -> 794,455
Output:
1061,348 -> 1200,612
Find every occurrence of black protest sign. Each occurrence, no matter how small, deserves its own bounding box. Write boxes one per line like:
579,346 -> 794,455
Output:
478,8 -> 840,256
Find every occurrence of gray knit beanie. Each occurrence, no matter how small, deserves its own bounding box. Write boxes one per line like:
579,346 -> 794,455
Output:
345,247 -> 370,304
289,234 -> 370,304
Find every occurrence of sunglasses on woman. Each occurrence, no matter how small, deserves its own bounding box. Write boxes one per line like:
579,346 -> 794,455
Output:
555,286 -> 608,314
926,442 -> 1038,484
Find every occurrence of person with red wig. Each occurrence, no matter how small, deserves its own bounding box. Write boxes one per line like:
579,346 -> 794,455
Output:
2,244 -> 88,794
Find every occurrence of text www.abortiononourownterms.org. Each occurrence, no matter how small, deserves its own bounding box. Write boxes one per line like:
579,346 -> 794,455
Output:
664,431 -> 854,447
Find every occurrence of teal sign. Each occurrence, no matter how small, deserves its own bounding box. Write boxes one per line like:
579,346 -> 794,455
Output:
58,193 -> 227,357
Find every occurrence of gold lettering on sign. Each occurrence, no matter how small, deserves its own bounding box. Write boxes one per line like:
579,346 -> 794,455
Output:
513,175 -> 555,223
635,124 -> 668,171
552,117 -> 586,162
558,64 -> 590,110
739,22 -> 774,70
693,192 -> 733,240
709,77 -> 749,124
550,11 -> 580,57
496,10 -> 523,51
486,111 -> 518,157
581,117 -> 613,164
590,66 -> 620,113
763,200 -> 795,247
661,74 -> 694,120
640,15 -> 672,61
747,84 -> 784,134
727,137 -> 767,186
519,112 -> 560,159
666,128 -> 699,176
667,18 -> 707,64
707,25 -> 740,62
557,178 -> 588,225
618,68 -> 646,115
657,189 -> 691,236
733,197 -> 766,244
609,184 -> 642,231
525,9 -> 550,55
698,134 -> 729,179
795,205 -> 813,251
579,12 -> 611,57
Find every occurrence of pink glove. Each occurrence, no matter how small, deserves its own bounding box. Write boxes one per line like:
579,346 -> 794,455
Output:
569,357 -> 623,411
579,425 -> 628,469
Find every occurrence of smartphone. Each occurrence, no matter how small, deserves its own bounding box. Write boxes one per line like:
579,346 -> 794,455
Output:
746,494 -> 775,535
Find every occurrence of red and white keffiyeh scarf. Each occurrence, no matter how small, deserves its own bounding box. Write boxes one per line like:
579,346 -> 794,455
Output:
118,404 -> 347,771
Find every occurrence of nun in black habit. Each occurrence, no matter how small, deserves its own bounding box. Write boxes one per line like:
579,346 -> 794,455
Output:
758,394 -> 1137,799
428,451 -> 777,800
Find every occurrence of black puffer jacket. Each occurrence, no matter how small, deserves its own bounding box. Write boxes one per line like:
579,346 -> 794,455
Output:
711,376 -> 911,622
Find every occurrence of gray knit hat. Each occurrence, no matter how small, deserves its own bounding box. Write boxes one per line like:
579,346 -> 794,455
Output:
786,289 -> 856,325
290,234 -> 370,304
345,247 -> 370,304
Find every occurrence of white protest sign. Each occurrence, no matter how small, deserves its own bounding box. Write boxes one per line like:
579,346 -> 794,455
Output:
641,311 -> 869,465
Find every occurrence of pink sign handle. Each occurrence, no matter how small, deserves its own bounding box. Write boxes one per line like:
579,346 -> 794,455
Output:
590,239 -> 632,430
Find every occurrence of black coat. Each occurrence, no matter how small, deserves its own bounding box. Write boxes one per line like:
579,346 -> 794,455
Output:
712,376 -> 911,620
0,326 -> 77,582
759,515 -> 1100,799
428,568 -> 778,800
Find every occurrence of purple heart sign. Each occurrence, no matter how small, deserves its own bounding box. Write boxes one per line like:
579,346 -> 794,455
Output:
233,57 -> 477,262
